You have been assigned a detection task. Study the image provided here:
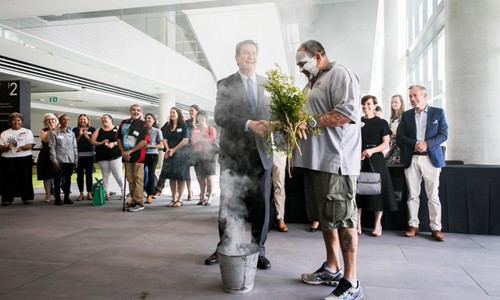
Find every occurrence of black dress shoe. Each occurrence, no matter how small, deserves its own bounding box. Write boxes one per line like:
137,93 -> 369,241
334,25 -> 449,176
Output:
204,252 -> 218,265
257,256 -> 271,270
64,198 -> 74,204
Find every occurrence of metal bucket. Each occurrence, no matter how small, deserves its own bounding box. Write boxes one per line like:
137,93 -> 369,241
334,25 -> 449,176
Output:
217,244 -> 260,294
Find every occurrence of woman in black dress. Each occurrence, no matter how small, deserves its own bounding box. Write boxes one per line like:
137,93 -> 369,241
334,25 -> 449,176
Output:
356,95 -> 398,237
37,113 -> 58,203
161,107 -> 189,207
185,104 -> 200,201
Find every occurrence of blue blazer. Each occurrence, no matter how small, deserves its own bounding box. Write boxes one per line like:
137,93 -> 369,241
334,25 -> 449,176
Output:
396,106 -> 448,168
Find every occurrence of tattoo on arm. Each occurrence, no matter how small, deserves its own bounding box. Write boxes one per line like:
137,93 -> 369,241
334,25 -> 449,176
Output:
318,111 -> 350,127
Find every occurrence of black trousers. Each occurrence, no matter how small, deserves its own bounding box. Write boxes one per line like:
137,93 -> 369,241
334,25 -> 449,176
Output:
76,156 -> 94,193
1,155 -> 34,203
217,160 -> 272,257
144,154 -> 158,196
54,163 -> 74,200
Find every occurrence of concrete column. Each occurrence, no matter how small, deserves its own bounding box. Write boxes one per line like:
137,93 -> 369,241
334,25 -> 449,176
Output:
382,0 -> 407,118
158,93 -> 175,130
445,0 -> 500,164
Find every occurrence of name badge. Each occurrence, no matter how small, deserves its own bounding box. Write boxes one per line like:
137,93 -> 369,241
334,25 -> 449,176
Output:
176,128 -> 182,133
132,130 -> 139,137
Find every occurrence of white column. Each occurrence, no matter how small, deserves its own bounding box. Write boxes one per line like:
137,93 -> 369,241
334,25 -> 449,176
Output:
382,0 -> 407,117
445,0 -> 500,164
159,93 -> 175,129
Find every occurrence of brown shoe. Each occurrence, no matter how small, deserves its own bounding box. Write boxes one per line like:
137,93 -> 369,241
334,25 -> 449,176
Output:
405,226 -> 420,237
431,230 -> 446,241
276,219 -> 288,232
146,196 -> 153,204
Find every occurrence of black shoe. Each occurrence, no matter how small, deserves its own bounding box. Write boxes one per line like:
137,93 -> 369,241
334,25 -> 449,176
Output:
64,197 -> 74,204
55,199 -> 63,206
310,227 -> 319,232
1,201 -> 12,206
257,256 -> 271,270
23,200 -> 33,204
204,252 -> 218,265
109,191 -> 117,196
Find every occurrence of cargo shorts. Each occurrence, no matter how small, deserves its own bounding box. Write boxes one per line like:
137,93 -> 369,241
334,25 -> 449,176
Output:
304,170 -> 358,230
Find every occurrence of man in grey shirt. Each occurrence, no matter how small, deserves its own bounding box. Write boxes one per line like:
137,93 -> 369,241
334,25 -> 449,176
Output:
295,40 -> 363,300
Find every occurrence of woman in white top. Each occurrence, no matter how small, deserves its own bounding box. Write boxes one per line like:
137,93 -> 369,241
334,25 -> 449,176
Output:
0,112 -> 36,205
38,113 -> 59,203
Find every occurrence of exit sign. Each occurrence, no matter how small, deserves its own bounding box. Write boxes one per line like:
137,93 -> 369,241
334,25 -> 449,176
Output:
49,97 -> 58,103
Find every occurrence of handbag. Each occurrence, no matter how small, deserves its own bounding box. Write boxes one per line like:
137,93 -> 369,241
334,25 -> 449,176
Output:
92,178 -> 106,206
356,158 -> 382,195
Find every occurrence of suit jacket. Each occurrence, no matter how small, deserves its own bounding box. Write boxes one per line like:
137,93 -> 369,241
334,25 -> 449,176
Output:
214,72 -> 273,172
396,106 -> 448,168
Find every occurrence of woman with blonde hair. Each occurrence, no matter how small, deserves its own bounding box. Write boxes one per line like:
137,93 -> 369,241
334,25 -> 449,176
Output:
38,113 -> 59,203
385,94 -> 405,164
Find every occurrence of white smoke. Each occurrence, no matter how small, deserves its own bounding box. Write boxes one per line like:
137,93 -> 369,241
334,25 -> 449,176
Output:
217,169 -> 259,256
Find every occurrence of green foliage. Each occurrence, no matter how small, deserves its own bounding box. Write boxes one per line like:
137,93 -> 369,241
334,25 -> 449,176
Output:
263,65 -> 321,177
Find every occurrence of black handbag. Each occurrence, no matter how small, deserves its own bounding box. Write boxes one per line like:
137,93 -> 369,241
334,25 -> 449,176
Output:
356,157 -> 382,195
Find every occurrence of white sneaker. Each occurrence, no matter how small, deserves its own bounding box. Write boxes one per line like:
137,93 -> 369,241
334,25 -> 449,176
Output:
324,278 -> 363,300
302,262 -> 343,286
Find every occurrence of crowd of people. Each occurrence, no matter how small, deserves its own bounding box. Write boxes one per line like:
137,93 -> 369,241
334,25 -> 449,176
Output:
0,38 -> 449,300
0,104 -> 220,212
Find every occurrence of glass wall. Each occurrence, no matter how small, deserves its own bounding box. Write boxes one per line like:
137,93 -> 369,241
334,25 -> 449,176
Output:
406,0 -> 445,108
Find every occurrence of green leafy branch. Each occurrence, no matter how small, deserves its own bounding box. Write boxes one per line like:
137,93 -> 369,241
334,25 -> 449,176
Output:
263,65 -> 321,177
140,290 -> 151,299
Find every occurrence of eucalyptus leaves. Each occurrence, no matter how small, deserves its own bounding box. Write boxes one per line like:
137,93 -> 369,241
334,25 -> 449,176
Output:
263,65 -> 320,177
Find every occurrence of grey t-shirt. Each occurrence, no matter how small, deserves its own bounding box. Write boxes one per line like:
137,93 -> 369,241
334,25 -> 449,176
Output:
145,127 -> 163,155
294,62 -> 362,175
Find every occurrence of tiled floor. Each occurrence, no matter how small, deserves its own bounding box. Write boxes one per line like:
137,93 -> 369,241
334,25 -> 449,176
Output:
1,179 -> 500,300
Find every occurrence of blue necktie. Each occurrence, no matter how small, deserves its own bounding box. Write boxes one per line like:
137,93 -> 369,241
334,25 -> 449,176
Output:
247,78 -> 257,114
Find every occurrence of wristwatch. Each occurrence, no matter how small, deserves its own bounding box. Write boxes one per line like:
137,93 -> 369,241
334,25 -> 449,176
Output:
308,118 -> 318,128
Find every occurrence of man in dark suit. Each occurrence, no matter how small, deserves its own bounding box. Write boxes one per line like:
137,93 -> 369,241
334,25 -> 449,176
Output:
396,85 -> 448,241
204,39 -> 273,269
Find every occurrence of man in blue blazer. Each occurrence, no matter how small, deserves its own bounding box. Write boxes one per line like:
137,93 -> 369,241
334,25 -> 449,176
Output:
396,85 -> 448,241
204,40 -> 273,269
